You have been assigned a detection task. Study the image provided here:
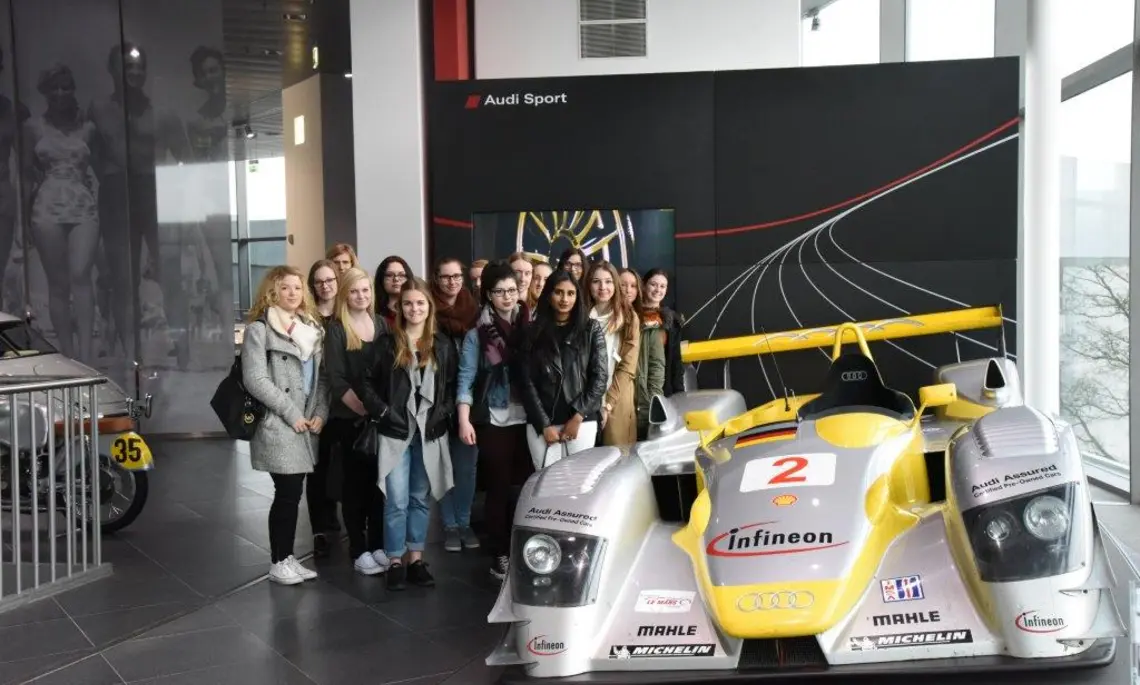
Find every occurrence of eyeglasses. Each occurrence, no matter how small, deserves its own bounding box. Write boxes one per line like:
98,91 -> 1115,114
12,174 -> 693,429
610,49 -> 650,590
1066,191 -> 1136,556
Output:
315,278 -> 337,287
384,272 -> 407,282
438,274 -> 464,283
490,287 -> 519,297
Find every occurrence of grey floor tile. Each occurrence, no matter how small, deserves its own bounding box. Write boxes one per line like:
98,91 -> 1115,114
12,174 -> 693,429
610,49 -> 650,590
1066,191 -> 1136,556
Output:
0,596 -> 66,628
122,653 -> 313,685
0,616 -> 92,663
140,605 -> 235,639
422,622 -> 504,665
0,649 -> 93,685
256,605 -> 411,655
55,574 -> 199,618
281,628 -> 467,685
102,625 -> 274,683
216,579 -> 365,639
370,580 -> 497,633
28,654 -> 123,685
437,660 -> 504,685
70,602 -> 195,648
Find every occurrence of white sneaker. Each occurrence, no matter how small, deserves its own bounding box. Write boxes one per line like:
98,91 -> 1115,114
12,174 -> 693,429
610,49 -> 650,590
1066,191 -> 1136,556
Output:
354,552 -> 383,576
370,549 -> 390,569
286,555 -> 318,581
269,560 -> 303,585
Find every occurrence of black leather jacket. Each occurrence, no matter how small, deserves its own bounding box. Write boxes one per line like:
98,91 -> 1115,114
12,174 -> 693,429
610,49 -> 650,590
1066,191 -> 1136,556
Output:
356,331 -> 457,441
520,318 -> 608,432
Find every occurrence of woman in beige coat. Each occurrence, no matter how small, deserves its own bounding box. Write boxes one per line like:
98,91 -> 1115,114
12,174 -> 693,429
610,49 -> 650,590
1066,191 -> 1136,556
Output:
585,261 -> 640,446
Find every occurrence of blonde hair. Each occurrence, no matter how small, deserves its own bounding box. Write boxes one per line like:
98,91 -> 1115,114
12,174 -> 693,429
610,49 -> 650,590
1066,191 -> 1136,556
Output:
471,259 -> 489,270
585,260 -> 635,335
393,277 -> 438,369
248,265 -> 319,323
334,267 -> 375,351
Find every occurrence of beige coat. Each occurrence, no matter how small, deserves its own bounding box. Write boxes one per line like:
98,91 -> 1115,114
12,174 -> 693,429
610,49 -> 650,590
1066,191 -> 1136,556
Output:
601,312 -> 641,446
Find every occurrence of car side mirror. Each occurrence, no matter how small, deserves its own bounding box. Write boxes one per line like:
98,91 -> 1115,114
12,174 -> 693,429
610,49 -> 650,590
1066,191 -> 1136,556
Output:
918,383 -> 957,411
684,410 -> 719,433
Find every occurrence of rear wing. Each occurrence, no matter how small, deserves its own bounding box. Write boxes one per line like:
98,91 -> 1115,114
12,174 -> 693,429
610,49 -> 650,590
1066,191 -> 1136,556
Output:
680,306 -> 1005,364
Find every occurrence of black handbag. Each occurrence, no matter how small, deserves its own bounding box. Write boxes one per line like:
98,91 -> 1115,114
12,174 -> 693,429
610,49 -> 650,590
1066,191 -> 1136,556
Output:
352,418 -> 380,455
210,355 -> 266,441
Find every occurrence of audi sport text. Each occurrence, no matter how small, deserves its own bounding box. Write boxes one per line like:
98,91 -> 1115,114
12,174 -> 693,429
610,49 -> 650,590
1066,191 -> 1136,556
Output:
636,625 -> 698,637
479,92 -> 568,107
707,522 -> 844,556
872,610 -> 940,627
608,644 -> 716,659
849,630 -> 973,651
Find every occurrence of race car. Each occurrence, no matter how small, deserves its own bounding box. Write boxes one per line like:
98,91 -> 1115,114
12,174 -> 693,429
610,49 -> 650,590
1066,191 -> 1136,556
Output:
485,306 -> 1123,681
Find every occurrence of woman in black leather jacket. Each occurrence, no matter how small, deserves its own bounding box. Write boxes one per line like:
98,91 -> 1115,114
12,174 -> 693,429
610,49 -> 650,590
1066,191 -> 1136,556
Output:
356,277 -> 457,590
519,269 -> 608,469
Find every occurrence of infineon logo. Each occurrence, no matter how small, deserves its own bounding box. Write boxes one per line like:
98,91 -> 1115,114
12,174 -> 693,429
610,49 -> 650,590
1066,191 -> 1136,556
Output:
465,92 -> 568,109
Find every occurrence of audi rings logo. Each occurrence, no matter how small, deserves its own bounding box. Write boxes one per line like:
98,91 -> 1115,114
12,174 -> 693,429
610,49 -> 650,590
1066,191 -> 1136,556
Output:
840,370 -> 869,382
736,591 -> 815,611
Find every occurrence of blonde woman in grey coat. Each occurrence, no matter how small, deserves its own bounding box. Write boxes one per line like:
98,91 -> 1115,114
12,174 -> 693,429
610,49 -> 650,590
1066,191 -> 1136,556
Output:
242,265 -> 330,586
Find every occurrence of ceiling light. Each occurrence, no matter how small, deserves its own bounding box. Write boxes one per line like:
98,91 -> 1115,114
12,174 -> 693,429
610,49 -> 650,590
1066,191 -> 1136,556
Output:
244,125 -> 256,139
344,72 -> 352,79
282,12 -> 308,21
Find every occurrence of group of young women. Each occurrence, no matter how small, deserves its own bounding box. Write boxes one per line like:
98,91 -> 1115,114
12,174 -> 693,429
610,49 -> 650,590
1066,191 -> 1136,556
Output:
239,242 -> 686,588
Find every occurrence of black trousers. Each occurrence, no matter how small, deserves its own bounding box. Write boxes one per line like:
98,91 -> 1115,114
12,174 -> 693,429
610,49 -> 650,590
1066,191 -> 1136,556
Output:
307,428 -> 340,533
477,423 -> 534,557
269,473 -> 306,563
327,417 -> 386,558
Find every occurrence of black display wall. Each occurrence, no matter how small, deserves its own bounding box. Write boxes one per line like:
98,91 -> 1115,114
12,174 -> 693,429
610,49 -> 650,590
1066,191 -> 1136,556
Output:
428,59 -> 1020,403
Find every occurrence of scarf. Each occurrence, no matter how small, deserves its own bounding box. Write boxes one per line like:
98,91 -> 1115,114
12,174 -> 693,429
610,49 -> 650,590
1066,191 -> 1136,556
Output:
477,302 -> 528,366
267,306 -> 322,361
432,285 -> 479,337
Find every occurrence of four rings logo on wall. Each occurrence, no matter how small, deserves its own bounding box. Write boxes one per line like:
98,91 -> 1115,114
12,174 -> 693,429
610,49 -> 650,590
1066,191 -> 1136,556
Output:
465,92 -> 569,109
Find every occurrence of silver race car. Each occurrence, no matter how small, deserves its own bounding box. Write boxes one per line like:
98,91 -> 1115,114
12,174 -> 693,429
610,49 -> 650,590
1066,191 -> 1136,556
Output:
486,306 -> 1122,681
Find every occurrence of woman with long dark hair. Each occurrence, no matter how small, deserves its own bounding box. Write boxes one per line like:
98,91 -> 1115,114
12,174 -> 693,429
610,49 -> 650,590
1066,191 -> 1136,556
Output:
324,267 -> 388,573
555,247 -> 588,284
585,261 -> 639,446
357,277 -> 456,590
642,268 -> 686,397
304,258 -> 340,550
374,255 -> 413,327
456,260 -> 532,580
520,270 -> 608,469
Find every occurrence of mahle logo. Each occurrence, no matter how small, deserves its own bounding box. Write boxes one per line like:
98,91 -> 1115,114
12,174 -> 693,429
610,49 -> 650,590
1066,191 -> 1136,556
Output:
466,92 -> 568,109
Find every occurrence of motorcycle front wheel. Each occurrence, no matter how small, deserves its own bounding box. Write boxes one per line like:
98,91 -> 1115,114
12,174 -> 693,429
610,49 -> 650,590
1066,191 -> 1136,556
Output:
98,454 -> 150,533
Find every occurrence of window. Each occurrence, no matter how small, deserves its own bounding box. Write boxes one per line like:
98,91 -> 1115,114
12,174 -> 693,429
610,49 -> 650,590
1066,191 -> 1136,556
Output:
1059,73 -> 1131,483
802,0 -> 881,67
905,0 -> 995,62
579,0 -> 647,58
1056,0 -> 1134,76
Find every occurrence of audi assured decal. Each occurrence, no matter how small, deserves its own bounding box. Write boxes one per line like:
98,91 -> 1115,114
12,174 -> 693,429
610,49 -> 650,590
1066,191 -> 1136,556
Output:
840,370 -> 870,382
609,644 -> 716,659
1015,611 -> 1067,634
706,521 -> 848,557
849,630 -> 973,651
527,636 -> 568,656
736,590 -> 815,611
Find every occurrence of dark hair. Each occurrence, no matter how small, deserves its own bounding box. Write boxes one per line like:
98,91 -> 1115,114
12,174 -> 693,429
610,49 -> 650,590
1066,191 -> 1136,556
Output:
434,256 -> 464,275
479,260 -> 518,308
189,46 -> 225,80
531,269 -> 587,354
37,63 -> 75,96
643,268 -> 671,305
556,248 -> 589,272
307,259 -> 338,303
375,255 -> 414,312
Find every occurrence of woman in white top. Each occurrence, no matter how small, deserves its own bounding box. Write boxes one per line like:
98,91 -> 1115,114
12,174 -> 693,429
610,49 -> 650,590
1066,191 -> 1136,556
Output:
585,261 -> 640,446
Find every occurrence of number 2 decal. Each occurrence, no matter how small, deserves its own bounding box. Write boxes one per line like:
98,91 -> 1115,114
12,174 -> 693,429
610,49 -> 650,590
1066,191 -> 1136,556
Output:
739,453 -> 837,493
769,456 -> 809,484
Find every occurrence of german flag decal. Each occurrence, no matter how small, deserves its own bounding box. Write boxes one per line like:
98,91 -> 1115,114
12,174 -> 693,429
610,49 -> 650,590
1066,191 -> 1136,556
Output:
735,425 -> 797,449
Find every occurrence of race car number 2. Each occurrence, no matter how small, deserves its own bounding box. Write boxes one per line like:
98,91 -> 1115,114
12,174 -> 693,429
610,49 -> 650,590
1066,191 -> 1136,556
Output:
739,453 -> 836,492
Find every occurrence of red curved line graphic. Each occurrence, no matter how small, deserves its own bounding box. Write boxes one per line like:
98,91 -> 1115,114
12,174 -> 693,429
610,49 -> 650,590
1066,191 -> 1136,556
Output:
430,116 -> 1021,241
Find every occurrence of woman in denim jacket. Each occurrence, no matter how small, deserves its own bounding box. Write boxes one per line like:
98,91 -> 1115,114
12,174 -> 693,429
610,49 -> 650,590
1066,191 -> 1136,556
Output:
455,261 -> 532,581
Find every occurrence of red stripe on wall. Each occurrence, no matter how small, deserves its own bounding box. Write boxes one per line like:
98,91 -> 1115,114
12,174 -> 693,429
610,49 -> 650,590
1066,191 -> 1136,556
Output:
433,0 -> 470,81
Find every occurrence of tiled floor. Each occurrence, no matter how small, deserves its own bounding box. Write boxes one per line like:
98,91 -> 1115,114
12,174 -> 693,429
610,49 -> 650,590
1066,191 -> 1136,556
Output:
1,440 -> 1137,684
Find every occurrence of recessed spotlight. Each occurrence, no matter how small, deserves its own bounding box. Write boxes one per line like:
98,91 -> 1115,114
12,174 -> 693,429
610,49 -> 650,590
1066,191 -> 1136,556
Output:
344,72 -> 352,79
282,12 -> 307,21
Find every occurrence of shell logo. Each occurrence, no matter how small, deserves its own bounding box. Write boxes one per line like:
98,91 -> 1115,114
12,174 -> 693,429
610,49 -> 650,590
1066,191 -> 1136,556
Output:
772,494 -> 798,507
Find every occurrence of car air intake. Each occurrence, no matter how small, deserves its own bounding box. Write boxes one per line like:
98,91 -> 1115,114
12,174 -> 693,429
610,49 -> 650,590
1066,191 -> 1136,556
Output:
972,406 -> 1058,459
739,637 -> 828,670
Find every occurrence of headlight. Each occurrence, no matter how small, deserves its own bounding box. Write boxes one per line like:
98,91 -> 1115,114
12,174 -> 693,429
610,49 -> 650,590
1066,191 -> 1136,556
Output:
1023,495 -> 1070,541
523,534 -> 561,574
981,511 -> 1016,544
511,527 -> 607,608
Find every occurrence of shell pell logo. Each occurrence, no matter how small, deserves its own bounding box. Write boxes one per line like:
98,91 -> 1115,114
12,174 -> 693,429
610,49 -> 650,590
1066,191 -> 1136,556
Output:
772,494 -> 798,507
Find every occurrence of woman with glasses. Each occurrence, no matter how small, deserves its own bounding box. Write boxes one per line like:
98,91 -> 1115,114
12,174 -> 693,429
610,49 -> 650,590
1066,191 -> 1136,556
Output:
324,267 -> 389,574
585,261 -> 639,446
431,258 -> 480,553
556,248 -> 588,284
456,260 -> 532,580
520,270 -> 608,469
304,259 -> 341,550
375,255 -> 414,327
357,277 -> 457,590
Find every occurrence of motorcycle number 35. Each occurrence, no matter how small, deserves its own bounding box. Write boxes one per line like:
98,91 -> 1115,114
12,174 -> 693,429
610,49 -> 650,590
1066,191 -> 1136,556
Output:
110,432 -> 155,472
739,453 -> 836,493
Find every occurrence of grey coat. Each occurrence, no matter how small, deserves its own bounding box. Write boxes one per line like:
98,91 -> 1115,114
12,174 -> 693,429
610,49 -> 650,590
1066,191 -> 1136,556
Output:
242,319 -> 331,474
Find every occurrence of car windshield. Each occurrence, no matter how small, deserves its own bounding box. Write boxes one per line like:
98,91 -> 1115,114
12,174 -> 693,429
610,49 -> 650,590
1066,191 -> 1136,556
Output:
0,320 -> 58,359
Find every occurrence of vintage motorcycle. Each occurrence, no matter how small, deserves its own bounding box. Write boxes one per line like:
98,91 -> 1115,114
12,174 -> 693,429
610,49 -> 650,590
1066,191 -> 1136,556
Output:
0,313 -> 154,533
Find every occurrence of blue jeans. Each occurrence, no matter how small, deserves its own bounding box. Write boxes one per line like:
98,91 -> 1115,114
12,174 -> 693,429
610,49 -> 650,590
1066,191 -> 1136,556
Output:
439,435 -> 478,530
384,435 -> 431,558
